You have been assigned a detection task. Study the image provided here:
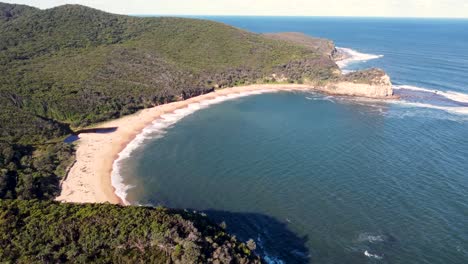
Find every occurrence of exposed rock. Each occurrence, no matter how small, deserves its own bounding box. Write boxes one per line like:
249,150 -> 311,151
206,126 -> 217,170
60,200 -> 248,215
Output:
330,47 -> 349,62
318,68 -> 394,98
341,68 -> 391,86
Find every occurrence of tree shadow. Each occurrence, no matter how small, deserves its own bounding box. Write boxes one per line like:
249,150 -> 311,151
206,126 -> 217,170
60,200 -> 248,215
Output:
64,127 -> 118,143
64,134 -> 80,143
201,209 -> 310,263
74,127 -> 118,134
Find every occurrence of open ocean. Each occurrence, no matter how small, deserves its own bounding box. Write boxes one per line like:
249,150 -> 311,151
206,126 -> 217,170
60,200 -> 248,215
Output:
114,17 -> 468,263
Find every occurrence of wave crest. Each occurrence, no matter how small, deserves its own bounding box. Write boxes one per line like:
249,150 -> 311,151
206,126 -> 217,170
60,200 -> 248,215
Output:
364,250 -> 383,260
358,233 -> 386,243
393,85 -> 468,116
335,47 -> 384,70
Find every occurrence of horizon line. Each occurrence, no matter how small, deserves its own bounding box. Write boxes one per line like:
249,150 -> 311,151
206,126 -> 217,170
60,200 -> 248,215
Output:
14,3 -> 468,19
7,3 -> 468,20
130,14 -> 468,20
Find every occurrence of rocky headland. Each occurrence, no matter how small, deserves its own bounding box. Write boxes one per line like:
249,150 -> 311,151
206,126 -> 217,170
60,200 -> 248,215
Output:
264,32 -> 394,98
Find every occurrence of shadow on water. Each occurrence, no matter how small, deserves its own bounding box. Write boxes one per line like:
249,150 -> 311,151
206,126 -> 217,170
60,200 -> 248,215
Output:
202,209 -> 310,264
64,127 -> 118,143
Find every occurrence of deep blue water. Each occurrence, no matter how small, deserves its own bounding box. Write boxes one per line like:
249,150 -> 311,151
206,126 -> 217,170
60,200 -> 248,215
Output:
115,18 -> 468,263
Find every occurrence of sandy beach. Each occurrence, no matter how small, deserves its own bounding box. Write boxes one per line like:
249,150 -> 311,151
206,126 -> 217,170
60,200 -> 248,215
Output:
56,84 -> 313,204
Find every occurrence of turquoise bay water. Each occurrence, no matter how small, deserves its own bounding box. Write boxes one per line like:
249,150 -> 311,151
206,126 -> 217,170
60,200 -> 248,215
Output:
117,18 -> 468,263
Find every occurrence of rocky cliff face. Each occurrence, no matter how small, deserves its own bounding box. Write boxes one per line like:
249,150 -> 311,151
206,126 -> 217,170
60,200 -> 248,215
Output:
319,68 -> 394,98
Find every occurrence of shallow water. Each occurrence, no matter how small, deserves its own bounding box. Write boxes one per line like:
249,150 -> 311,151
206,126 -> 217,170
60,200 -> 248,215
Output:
116,17 -> 468,263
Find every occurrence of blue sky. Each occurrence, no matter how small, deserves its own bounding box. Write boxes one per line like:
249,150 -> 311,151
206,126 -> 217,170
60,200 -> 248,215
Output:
4,0 -> 468,18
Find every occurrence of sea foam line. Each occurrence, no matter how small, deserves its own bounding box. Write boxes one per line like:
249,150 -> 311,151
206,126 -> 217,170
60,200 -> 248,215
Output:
332,48 -> 468,117
111,89 -> 280,204
392,101 -> 468,116
335,47 -> 384,70
392,84 -> 468,116
394,85 -> 468,104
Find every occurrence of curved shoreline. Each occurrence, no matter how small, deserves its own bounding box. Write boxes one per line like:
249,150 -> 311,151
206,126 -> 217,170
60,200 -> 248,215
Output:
56,84 -> 313,204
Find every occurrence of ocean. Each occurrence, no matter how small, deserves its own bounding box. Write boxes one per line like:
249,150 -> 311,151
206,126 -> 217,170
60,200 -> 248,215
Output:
114,17 -> 468,263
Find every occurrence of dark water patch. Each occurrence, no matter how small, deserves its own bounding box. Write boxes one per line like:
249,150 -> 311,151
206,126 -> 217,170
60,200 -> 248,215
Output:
203,210 -> 309,263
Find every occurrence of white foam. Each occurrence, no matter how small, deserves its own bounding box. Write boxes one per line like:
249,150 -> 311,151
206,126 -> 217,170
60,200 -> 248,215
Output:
364,250 -> 383,260
333,49 -> 468,118
111,89 -> 280,204
358,233 -> 385,243
335,47 -> 384,70
307,85 -> 468,118
263,255 -> 286,264
367,235 -> 385,243
393,101 -> 468,116
391,85 -> 468,116
305,94 -> 335,103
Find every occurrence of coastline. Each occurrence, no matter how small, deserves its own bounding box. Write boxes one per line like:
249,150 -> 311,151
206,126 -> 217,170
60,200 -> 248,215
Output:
55,45 -> 397,205
56,84 -> 314,205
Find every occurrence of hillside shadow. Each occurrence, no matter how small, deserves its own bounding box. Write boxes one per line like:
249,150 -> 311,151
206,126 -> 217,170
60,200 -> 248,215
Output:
64,127 -> 118,143
75,127 -> 118,134
201,209 -> 310,263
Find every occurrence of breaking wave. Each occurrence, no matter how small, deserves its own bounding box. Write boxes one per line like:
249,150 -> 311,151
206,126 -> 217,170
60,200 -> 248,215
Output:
394,85 -> 468,104
333,47 -> 468,117
393,85 -> 468,116
364,250 -> 383,260
335,47 -> 384,71
358,233 -> 386,243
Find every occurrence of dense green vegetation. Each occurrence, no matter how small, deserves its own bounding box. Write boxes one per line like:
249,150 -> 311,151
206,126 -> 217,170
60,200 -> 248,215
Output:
0,141 -> 74,200
341,68 -> 389,84
0,200 -> 261,263
0,2 -> 343,262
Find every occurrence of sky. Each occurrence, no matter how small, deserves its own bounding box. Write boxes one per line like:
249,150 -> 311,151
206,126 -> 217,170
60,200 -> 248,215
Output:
3,0 -> 468,18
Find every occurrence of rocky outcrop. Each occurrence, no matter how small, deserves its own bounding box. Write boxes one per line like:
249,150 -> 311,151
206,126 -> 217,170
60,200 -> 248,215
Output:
330,47 -> 348,62
318,68 -> 394,98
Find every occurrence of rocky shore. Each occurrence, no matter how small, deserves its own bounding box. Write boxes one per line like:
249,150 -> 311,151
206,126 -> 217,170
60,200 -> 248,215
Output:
264,32 -> 394,99
321,68 -> 395,98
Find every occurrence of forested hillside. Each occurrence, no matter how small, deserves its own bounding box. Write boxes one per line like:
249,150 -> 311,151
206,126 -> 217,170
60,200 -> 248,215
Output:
0,200 -> 261,263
